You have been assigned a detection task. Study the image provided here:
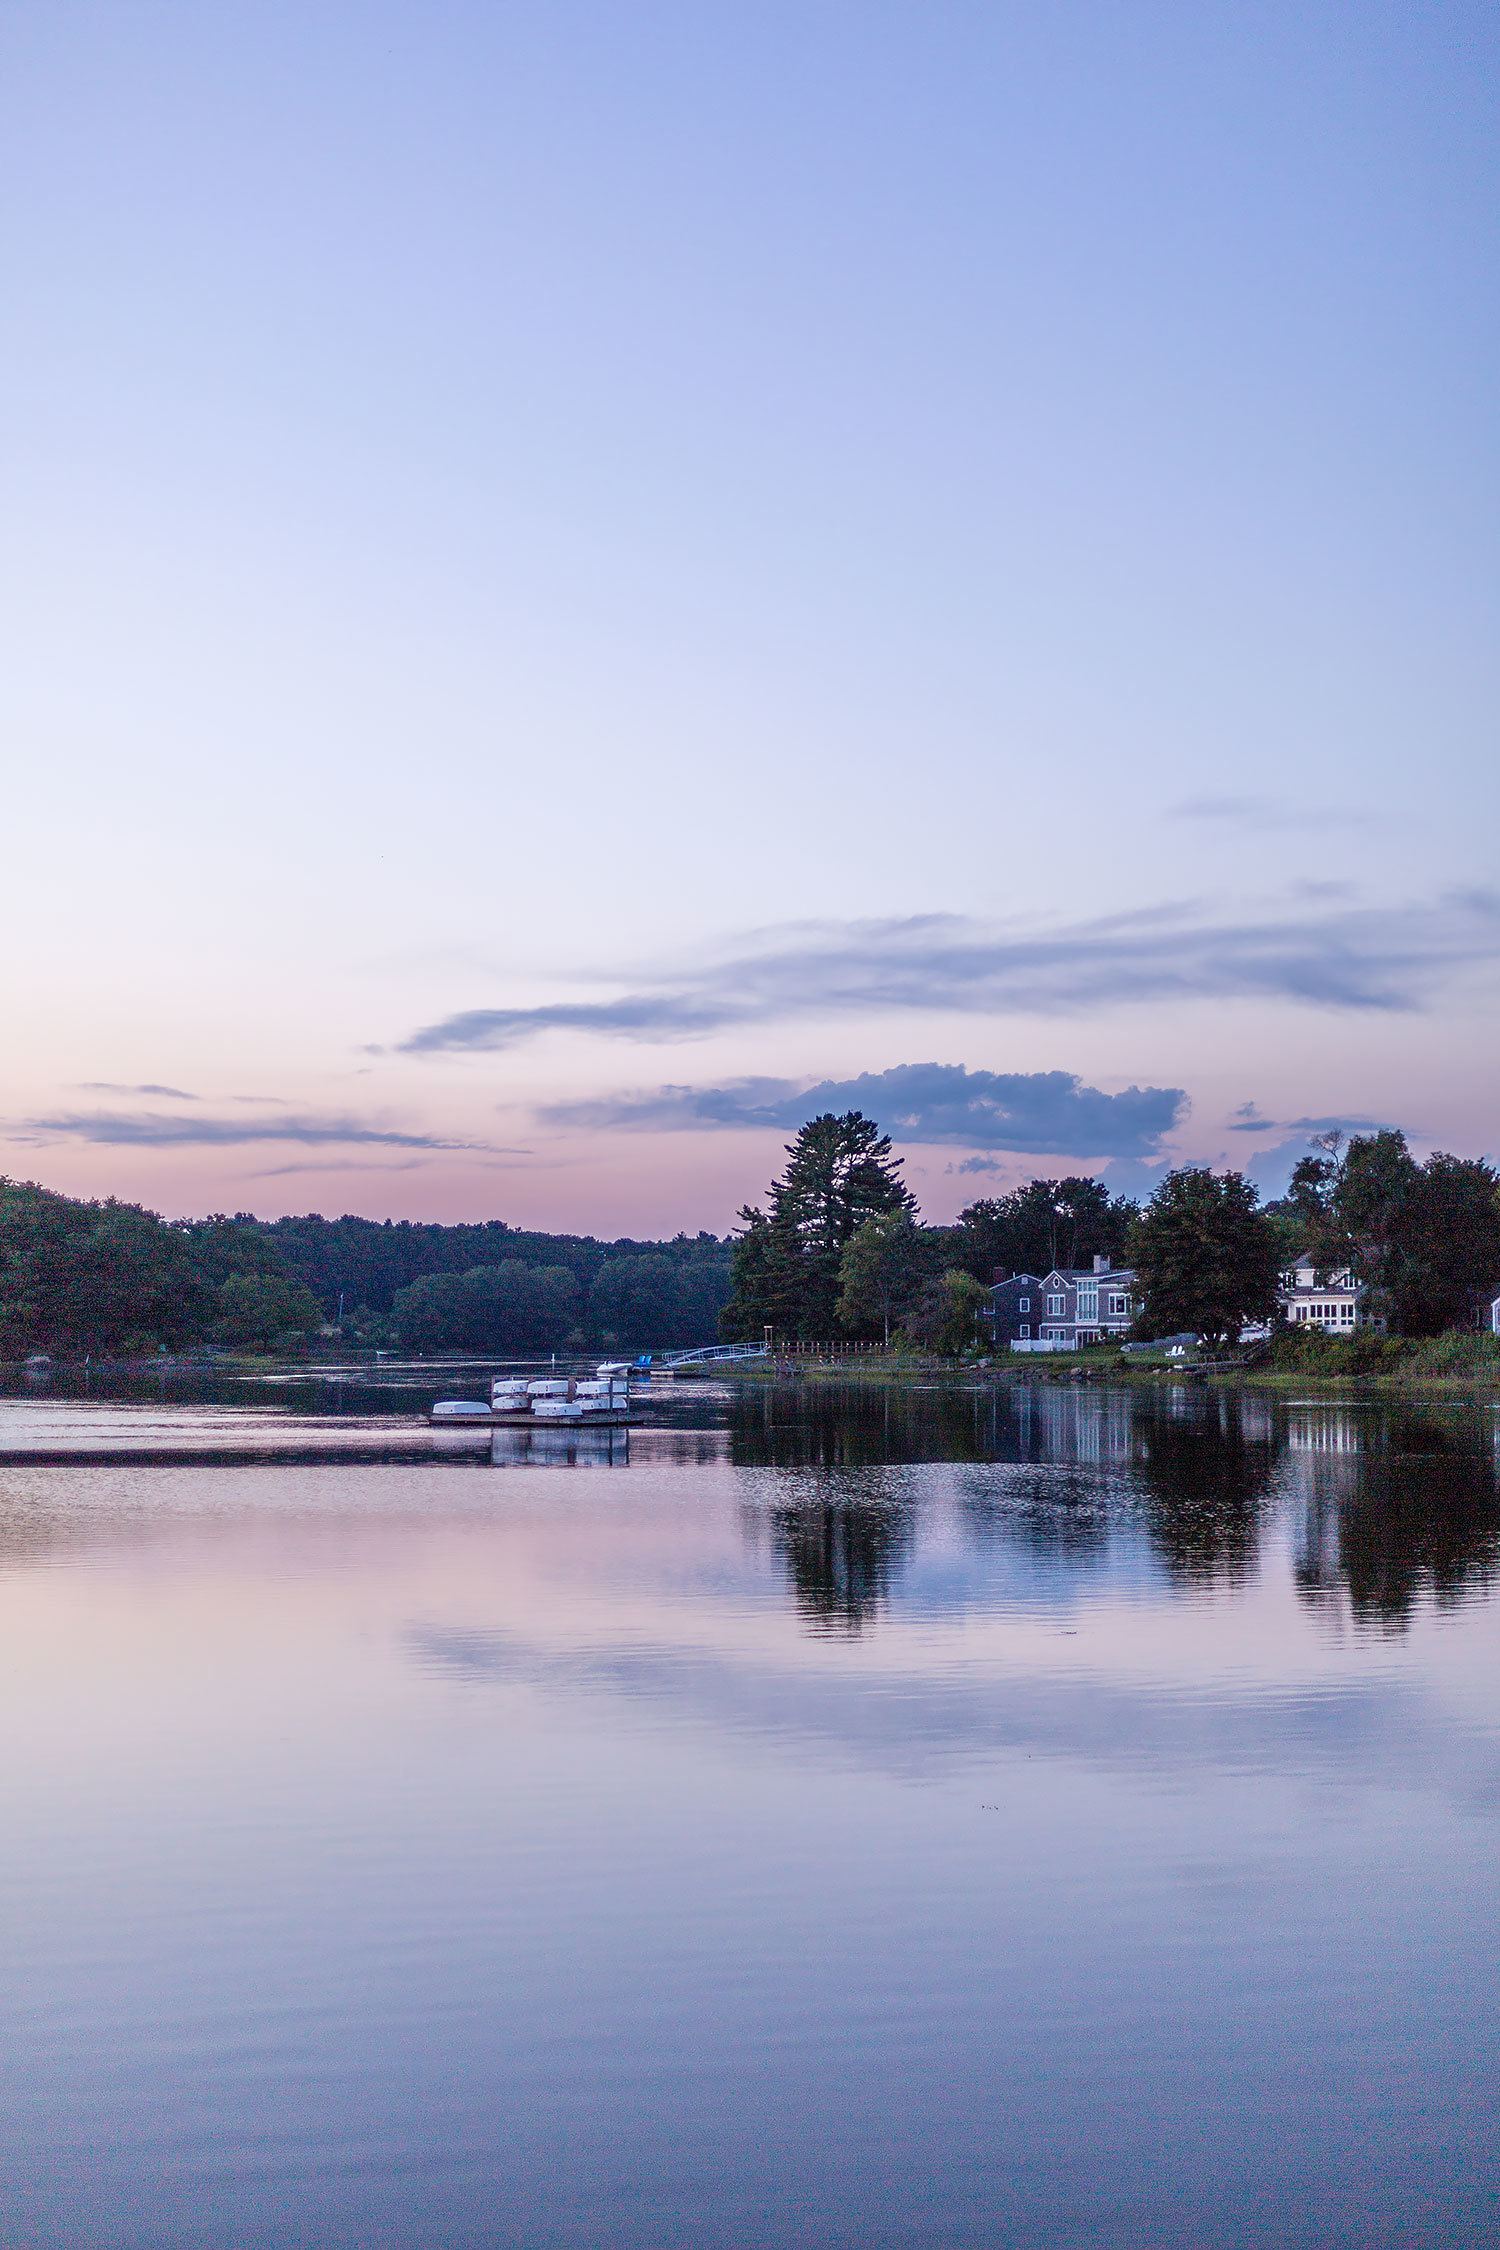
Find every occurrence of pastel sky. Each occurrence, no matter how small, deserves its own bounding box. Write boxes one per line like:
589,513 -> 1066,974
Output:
3,2 -> 1496,1235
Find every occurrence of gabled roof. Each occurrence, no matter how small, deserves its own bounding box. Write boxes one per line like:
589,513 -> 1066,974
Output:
994,1266 -> 1136,1295
1282,1249 -> 1355,1282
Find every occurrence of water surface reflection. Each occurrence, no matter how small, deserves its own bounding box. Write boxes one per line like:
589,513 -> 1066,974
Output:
1,1382 -> 1498,2249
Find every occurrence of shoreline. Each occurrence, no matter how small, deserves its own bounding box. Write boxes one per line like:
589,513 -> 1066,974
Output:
723,1358 -> 1500,1400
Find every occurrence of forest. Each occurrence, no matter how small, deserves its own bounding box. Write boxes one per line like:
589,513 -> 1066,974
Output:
0,1179 -> 732,1357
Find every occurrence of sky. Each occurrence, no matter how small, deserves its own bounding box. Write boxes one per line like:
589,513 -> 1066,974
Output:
2,1 -> 1496,1235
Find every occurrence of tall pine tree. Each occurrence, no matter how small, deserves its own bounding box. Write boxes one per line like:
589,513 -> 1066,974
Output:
721,1112 -> 915,1340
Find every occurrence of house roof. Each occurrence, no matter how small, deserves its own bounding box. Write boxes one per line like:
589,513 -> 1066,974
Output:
1041,1267 -> 1136,1287
1282,1250 -> 1356,1282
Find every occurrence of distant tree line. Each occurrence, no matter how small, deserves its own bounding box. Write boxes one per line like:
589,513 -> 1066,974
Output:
0,1184 -> 325,1357
5,1119 -> 1496,1363
0,1179 -> 732,1357
388,1247 -> 731,1355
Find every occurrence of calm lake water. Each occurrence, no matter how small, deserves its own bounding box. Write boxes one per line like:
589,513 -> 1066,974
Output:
2,1379 -> 1498,2249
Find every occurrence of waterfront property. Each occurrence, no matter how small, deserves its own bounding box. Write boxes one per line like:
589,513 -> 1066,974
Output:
990,1257 -> 1136,1353
1277,1249 -> 1364,1333
986,1272 -> 1044,1349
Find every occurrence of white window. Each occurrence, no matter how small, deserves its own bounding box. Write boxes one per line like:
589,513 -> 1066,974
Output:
1018,1296 -> 1030,1312
1047,1293 -> 1065,1317
1019,1323 -> 1030,1340
1108,1293 -> 1130,1317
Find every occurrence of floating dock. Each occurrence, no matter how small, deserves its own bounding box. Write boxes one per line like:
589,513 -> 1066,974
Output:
427,1365 -> 634,1430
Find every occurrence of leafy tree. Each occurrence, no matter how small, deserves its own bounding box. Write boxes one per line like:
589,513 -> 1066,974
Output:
391,1261 -> 581,1353
587,1252 -> 729,1348
722,1112 -> 915,1339
719,1207 -> 787,1343
1128,1168 -> 1279,1348
1332,1130 -> 1421,1321
209,1271 -> 324,1349
0,1180 -> 201,1354
900,1267 -> 991,1359
388,1271 -> 467,1351
836,1212 -> 922,1343
588,1253 -> 676,1345
1264,1130 -> 1500,1335
954,1175 -> 1136,1281
1393,1153 -> 1500,1335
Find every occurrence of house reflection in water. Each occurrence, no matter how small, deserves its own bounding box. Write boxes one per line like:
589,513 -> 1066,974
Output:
721,1381 -> 1500,1641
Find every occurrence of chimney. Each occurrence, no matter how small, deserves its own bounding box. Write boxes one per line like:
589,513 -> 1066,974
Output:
1093,1255 -> 1111,1273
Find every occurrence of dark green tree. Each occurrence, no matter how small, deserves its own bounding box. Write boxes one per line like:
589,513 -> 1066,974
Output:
1128,1168 -> 1279,1348
836,1211 -> 922,1342
1395,1153 -> 1500,1335
900,1266 -> 991,1359
1331,1130 -> 1421,1322
721,1112 -> 915,1340
955,1175 -> 1136,1281
209,1271 -> 324,1349
1265,1130 -> 1499,1334
391,1261 -> 581,1353
587,1252 -> 729,1348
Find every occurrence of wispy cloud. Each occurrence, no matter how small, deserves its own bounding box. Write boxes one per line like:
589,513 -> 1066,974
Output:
400,892 -> 1500,1054
18,1110 -> 504,1152
1227,1108 -> 1402,1135
1169,795 -> 1378,834
76,1081 -> 198,1100
542,1063 -> 1187,1158
249,1156 -> 441,1178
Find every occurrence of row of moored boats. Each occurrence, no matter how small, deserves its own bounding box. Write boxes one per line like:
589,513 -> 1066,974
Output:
430,1364 -> 633,1428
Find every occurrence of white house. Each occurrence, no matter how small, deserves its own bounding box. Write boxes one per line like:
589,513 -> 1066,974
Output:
1278,1250 -> 1361,1333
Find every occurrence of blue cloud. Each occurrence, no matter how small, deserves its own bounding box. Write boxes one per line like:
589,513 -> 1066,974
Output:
1169,795 -> 1377,834
543,1063 -> 1186,1158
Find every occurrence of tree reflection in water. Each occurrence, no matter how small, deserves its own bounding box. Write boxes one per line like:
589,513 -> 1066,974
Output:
1290,1405 -> 1500,1631
723,1380 -> 1500,1637
759,1479 -> 915,1637
1126,1391 -> 1282,1589
726,1381 -> 1016,1470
